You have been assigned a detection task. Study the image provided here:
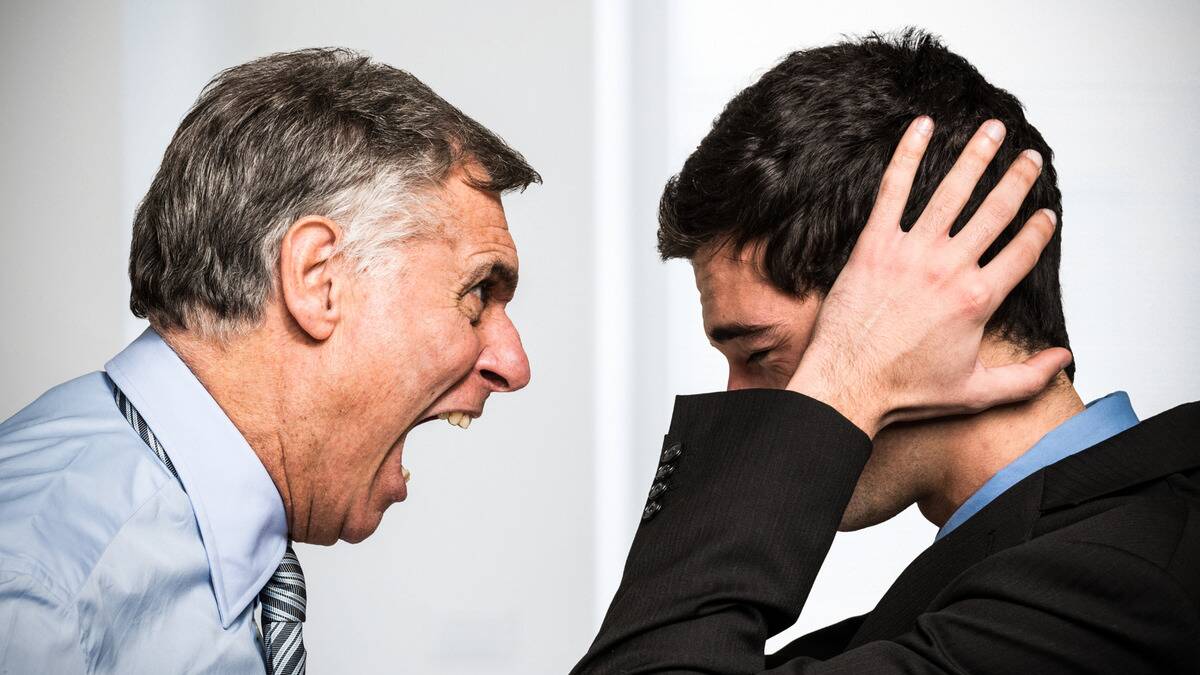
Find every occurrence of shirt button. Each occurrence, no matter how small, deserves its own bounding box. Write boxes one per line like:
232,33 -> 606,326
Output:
660,442 -> 682,464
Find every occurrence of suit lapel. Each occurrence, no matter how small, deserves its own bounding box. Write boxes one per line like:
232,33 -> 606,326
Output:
846,469 -> 1045,647
1041,401 -> 1200,510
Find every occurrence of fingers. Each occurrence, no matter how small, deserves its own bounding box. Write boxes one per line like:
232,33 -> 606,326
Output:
968,347 -> 1074,410
910,120 -> 1006,238
981,207 -> 1057,302
863,116 -> 934,236
955,149 -> 1044,260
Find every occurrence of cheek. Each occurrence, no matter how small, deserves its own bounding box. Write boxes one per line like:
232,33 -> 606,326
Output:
423,316 -> 480,379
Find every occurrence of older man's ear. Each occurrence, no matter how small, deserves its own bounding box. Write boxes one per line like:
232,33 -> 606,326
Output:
279,216 -> 343,341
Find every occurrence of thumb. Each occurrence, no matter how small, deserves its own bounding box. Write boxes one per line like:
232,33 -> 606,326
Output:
968,347 -> 1074,411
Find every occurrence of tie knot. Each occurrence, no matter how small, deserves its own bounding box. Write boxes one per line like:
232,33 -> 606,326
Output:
260,545 -> 307,623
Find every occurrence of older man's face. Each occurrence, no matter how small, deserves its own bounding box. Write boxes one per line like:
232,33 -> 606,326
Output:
314,164 -> 531,543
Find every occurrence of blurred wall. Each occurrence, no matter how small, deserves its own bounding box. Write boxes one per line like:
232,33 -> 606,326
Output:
1,1 -> 127,417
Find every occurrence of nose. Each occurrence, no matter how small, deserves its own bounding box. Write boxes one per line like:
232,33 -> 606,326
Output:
476,312 -> 531,393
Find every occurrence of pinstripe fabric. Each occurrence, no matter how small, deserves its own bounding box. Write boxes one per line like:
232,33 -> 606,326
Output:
113,387 -> 306,675
260,547 -> 307,675
115,388 -> 178,477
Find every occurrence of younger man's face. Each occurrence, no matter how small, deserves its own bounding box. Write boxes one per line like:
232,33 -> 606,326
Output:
693,241 -> 936,531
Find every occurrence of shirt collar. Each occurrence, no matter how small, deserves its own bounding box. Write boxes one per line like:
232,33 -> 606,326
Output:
105,328 -> 288,627
936,391 -> 1139,541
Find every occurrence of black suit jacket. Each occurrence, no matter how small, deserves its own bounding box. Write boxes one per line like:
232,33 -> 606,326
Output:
572,389 -> 1200,673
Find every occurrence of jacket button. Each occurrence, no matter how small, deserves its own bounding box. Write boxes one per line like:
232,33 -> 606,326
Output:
642,501 -> 662,521
648,482 -> 669,499
660,443 -> 682,464
654,464 -> 675,480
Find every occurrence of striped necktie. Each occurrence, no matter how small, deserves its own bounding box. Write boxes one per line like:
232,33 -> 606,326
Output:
113,386 -> 308,675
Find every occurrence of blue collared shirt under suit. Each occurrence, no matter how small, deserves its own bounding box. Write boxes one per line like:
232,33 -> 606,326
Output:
937,391 -> 1139,540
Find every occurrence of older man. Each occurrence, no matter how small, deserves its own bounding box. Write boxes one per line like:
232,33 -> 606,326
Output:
0,48 -> 535,673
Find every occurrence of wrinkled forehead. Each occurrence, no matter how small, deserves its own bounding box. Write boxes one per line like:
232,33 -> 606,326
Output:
434,167 -> 519,264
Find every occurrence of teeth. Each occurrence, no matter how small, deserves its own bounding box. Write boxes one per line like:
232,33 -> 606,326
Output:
440,412 -> 474,429
401,465 -> 411,482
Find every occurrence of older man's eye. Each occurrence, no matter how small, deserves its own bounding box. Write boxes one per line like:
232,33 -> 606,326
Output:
747,349 -> 770,365
468,282 -> 489,302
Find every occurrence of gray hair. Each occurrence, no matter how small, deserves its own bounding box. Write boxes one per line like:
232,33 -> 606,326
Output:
129,47 -> 540,336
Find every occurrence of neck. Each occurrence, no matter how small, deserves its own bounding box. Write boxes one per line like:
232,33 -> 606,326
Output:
158,322 -> 310,538
916,372 -> 1085,526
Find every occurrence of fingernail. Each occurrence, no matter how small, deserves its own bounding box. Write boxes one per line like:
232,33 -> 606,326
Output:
915,116 -> 934,135
983,120 -> 1005,142
1023,149 -> 1043,168
1041,208 -> 1057,225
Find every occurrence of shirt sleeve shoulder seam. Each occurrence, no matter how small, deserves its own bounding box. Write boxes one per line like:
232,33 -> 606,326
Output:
71,478 -> 181,604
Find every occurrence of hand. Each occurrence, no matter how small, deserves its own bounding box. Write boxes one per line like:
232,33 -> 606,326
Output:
787,116 -> 1072,437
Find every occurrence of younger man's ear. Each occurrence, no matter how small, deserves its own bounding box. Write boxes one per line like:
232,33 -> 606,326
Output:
279,216 -> 343,341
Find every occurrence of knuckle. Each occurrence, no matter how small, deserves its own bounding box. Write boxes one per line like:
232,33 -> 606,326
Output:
961,388 -> 989,413
1021,376 -> 1044,398
960,279 -> 992,315
894,245 -> 921,274
966,141 -> 993,166
849,239 -> 879,267
924,200 -> 956,229
961,224 -> 992,254
877,176 -> 905,202
1016,239 -> 1042,269
984,200 -> 1015,227
896,146 -> 922,165
923,256 -> 957,286
1015,157 -> 1041,182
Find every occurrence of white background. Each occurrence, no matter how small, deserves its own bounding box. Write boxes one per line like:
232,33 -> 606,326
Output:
2,1 -> 1198,672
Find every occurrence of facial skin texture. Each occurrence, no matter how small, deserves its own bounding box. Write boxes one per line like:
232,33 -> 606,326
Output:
694,241 -> 1083,531
164,163 -> 531,545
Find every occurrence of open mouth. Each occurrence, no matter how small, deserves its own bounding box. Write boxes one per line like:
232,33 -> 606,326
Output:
415,410 -> 480,430
400,409 -> 481,496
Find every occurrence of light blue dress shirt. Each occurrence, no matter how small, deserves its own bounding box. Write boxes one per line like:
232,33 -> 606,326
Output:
936,391 -> 1140,540
0,329 -> 287,673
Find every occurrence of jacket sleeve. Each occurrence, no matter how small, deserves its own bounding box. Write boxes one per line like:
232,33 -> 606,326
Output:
571,389 -> 1200,674
571,389 -> 873,674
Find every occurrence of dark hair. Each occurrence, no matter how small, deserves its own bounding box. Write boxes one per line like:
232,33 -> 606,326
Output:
659,29 -> 1072,377
130,47 -> 540,334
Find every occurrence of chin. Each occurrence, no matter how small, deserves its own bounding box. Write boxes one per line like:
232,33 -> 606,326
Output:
839,428 -> 929,532
837,491 -> 911,532
339,507 -> 386,544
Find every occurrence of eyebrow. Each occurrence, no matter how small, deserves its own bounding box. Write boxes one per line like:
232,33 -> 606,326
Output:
465,259 -> 519,295
707,322 -> 777,343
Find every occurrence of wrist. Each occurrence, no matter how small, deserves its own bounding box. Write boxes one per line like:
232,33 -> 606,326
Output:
787,359 -> 885,438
